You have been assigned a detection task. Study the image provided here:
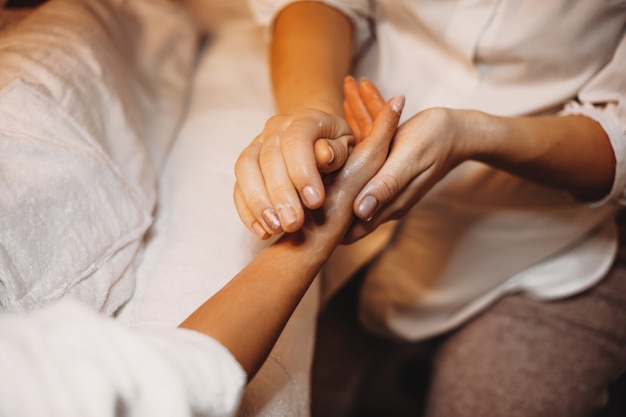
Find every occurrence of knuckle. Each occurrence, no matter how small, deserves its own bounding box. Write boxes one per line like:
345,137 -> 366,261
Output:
377,174 -> 402,202
298,108 -> 325,120
234,151 -> 253,178
294,110 -> 330,129
289,166 -> 310,185
247,192 -> 269,213
265,114 -> 287,129
270,184 -> 294,201
280,133 -> 301,151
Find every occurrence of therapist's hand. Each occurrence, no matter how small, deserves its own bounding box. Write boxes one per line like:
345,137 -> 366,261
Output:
234,86 -> 360,239
343,78 -> 473,243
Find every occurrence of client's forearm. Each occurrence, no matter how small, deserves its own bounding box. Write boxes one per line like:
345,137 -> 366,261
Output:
178,236 -> 328,380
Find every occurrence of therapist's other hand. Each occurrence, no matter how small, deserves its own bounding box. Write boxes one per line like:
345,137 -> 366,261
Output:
234,107 -> 354,239
343,78 -> 472,243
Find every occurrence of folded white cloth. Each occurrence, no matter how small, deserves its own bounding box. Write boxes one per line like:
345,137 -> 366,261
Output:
0,298 -> 246,417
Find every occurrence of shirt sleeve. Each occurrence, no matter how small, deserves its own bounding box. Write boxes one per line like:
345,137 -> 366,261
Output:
561,31 -> 626,206
247,0 -> 374,56
0,298 -> 246,417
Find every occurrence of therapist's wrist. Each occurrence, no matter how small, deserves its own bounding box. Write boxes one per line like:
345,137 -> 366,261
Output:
454,109 -> 503,163
275,94 -> 345,117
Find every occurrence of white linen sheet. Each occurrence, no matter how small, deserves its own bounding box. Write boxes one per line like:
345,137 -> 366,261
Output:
116,11 -> 320,417
0,0 -> 197,315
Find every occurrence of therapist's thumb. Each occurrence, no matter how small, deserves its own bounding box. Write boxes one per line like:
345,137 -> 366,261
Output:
314,135 -> 352,173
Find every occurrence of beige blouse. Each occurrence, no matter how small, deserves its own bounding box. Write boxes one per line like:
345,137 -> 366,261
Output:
250,0 -> 626,340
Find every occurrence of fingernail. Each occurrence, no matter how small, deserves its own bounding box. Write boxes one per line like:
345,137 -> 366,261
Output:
390,95 -> 405,113
277,205 -> 297,229
262,208 -> 282,233
252,221 -> 269,240
357,195 -> 378,221
303,185 -> 321,207
326,145 -> 335,165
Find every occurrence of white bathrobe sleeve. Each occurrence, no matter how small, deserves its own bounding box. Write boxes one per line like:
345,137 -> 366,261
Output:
0,298 -> 246,417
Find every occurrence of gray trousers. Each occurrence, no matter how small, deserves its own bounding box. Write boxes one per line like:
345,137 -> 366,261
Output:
424,250 -> 626,417
312,220 -> 626,417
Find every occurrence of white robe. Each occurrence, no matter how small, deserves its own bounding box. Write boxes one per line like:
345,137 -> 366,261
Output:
0,298 -> 245,417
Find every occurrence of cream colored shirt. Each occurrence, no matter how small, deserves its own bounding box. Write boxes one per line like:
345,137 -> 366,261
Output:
250,0 -> 626,340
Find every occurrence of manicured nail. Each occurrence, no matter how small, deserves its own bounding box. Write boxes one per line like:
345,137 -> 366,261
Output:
262,208 -> 282,233
252,221 -> 270,240
390,95 -> 405,113
277,205 -> 297,228
303,185 -> 321,207
357,195 -> 378,221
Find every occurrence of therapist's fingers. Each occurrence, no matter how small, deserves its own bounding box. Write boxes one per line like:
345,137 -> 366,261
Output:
233,184 -> 271,240
235,108 -> 357,238
351,146 -> 421,224
278,110 -> 354,208
234,135 -> 283,236
343,171 -> 434,243
313,136 -> 352,173
244,109 -> 354,234
259,126 -> 307,232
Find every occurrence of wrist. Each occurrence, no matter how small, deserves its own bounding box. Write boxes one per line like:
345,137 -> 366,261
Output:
275,230 -> 338,271
277,212 -> 351,264
274,91 -> 345,116
456,109 -> 503,163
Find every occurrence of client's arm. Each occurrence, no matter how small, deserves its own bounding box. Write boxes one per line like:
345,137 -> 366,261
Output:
180,94 -> 405,379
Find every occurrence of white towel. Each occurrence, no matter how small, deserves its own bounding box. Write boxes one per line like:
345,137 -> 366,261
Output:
0,298 -> 246,417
